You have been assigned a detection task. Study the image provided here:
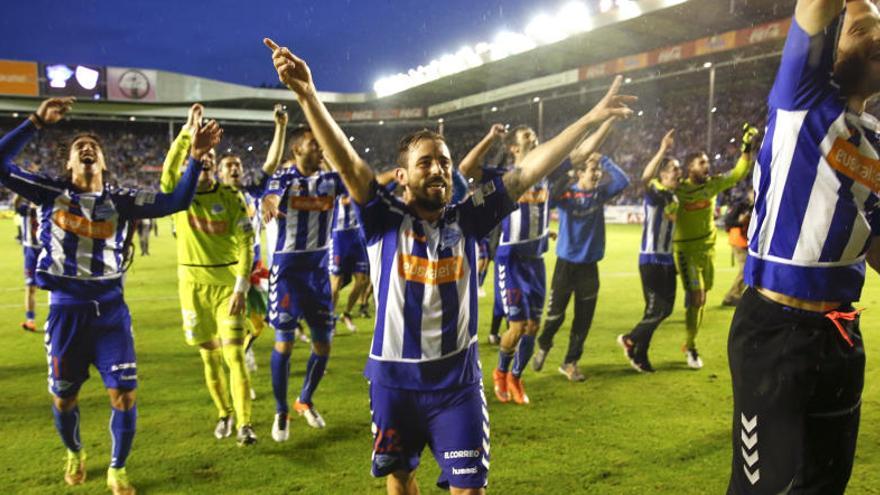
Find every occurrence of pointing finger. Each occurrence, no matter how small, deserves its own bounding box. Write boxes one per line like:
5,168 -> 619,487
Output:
263,38 -> 280,51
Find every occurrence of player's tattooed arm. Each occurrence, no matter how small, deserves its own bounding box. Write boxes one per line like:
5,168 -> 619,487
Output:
501,167 -> 528,202
264,38 -> 375,204
501,76 -> 636,202
460,123 -> 506,182
795,0 -> 845,36
262,104 -> 288,176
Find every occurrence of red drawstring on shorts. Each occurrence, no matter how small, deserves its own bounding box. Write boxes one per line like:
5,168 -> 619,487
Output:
824,309 -> 862,348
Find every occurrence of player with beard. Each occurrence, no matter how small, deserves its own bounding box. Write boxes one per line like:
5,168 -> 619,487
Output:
161,104 -> 258,446
671,123 -> 757,370
263,125 -> 346,440
216,104 -> 288,377
0,97 -> 218,494
264,38 -> 634,493
728,1 -> 880,493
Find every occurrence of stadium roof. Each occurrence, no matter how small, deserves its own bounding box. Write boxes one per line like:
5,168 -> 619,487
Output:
378,0 -> 795,107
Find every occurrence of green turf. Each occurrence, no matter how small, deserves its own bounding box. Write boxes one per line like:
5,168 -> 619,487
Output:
1,218 -> 878,494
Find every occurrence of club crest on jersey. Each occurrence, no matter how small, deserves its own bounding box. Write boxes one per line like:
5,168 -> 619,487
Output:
317,180 -> 335,195
440,225 -> 462,250
211,203 -> 225,214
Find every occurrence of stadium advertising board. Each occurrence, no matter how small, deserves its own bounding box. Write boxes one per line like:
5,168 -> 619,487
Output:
331,107 -> 424,122
39,63 -> 106,99
107,67 -> 158,102
0,60 -> 39,96
579,18 -> 792,82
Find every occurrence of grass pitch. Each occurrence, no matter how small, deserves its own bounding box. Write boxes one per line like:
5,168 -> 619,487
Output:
1,219 -> 878,494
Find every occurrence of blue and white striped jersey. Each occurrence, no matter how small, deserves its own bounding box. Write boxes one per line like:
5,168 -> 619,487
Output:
332,194 -> 360,232
640,180 -> 677,265
264,166 -> 345,257
497,174 -> 550,258
359,171 -> 516,390
0,119 -> 202,301
746,18 -> 880,302
16,200 -> 40,248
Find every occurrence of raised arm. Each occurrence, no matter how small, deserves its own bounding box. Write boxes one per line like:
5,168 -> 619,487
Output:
641,129 -> 675,185
262,104 -> 288,176
0,98 -> 74,204
795,0 -> 845,35
570,117 -> 617,165
600,156 -> 630,199
160,104 -> 201,193
121,120 -> 222,219
264,38 -> 374,204
714,124 -> 759,192
459,124 -> 505,181
502,76 -> 636,200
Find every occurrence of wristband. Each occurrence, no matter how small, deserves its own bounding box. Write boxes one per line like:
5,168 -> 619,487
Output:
234,276 -> 250,294
30,113 -> 46,128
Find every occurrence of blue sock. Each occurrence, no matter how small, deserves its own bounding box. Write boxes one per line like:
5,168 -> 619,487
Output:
25,310 -> 35,321
271,349 -> 291,414
109,406 -> 136,468
512,335 -> 536,378
497,350 -> 514,372
52,405 -> 81,452
299,352 -> 329,405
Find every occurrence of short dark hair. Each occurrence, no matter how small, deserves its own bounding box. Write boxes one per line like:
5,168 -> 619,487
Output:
504,125 -> 532,149
288,126 -> 313,154
218,153 -> 240,164
684,151 -> 708,169
396,129 -> 446,168
65,132 -> 103,155
659,157 -> 679,173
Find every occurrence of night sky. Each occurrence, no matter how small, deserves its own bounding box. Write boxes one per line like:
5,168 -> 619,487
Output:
1,0 -> 545,93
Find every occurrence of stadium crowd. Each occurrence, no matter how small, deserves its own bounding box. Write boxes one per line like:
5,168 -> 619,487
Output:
0,83 -> 768,208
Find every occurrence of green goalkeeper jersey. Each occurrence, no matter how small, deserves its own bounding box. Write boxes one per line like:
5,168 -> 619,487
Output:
161,128 -> 254,288
673,155 -> 752,254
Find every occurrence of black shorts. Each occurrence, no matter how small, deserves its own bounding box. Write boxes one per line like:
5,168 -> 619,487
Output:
727,288 -> 864,494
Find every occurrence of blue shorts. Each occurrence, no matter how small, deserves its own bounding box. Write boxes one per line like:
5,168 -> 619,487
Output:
23,246 -> 38,286
495,254 -> 546,322
44,297 -> 137,398
370,382 -> 490,490
270,259 -> 334,343
329,229 -> 368,276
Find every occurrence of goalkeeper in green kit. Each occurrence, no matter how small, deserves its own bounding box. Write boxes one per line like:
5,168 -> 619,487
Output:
162,104 -> 257,445
673,124 -> 758,369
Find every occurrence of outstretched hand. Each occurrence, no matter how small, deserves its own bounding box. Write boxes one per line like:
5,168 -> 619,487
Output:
191,119 -> 222,160
741,123 -> 760,154
186,103 -> 204,132
33,97 -> 75,127
588,76 -> 638,123
264,38 -> 315,99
